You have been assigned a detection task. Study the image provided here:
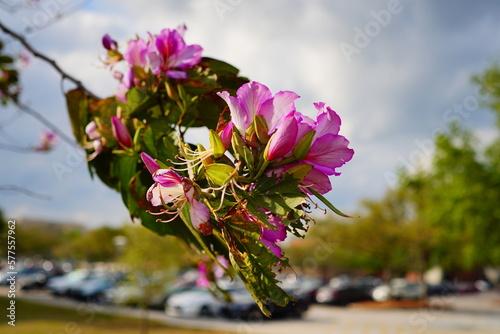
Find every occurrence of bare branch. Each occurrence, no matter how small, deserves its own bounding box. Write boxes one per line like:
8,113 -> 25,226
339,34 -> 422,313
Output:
13,97 -> 80,147
0,142 -> 33,153
0,21 -> 99,100
0,184 -> 52,201
1,89 -> 79,147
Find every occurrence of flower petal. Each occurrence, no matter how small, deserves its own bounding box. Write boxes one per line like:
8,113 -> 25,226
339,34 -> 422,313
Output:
140,152 -> 160,174
236,81 -> 272,127
217,91 -> 247,133
266,113 -> 298,161
171,44 -> 203,69
260,90 -> 300,133
166,70 -> 187,79
261,221 -> 286,243
301,167 -> 333,195
260,238 -> 282,257
85,121 -> 100,140
304,134 -> 354,175
152,169 -> 183,188
124,38 -> 147,67
190,199 -> 212,235
313,102 -> 341,138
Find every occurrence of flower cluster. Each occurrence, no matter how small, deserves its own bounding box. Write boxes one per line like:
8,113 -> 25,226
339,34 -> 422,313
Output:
141,81 -> 353,255
72,25 -> 354,315
218,81 -> 354,195
102,25 -> 202,102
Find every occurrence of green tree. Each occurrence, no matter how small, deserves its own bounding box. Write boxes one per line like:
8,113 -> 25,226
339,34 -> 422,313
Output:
56,226 -> 125,262
401,64 -> 500,271
119,224 -> 189,272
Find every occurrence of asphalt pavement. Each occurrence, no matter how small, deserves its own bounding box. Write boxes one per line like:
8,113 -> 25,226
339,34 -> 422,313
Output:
4,288 -> 500,334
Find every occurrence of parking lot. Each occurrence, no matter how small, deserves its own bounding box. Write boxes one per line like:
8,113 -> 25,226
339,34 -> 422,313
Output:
5,287 -> 500,334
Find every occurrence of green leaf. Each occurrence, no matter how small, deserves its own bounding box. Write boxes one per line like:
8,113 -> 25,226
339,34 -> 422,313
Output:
113,154 -> 139,208
65,89 -> 90,145
283,164 -> 313,181
222,221 -> 294,316
200,57 -> 240,75
205,163 -> 234,186
143,127 -> 157,157
0,55 -> 14,64
245,174 -> 306,220
308,187 -> 359,218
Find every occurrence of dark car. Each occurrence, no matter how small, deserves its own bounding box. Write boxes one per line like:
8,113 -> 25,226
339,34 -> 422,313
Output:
427,281 -> 458,297
68,273 -> 125,302
315,277 -> 380,306
17,268 -> 56,289
220,288 -> 310,320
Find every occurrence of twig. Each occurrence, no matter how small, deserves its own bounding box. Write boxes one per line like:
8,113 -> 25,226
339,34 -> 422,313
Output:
0,184 -> 52,201
0,143 -> 33,153
16,98 -> 79,147
0,21 -> 99,100
1,89 -> 79,147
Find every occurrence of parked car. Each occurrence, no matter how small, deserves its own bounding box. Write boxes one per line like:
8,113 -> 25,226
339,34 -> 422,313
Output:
390,278 -> 426,300
166,287 -> 309,320
315,276 -> 380,305
46,269 -> 102,296
372,278 -> 426,302
427,281 -> 458,297
17,267 -> 57,289
279,275 -> 323,304
68,273 -> 124,302
221,288 -> 310,320
165,288 -> 225,318
106,277 -> 195,309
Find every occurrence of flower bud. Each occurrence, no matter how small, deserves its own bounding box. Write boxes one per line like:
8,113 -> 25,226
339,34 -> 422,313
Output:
292,129 -> 315,161
102,34 -> 118,51
111,116 -> 132,149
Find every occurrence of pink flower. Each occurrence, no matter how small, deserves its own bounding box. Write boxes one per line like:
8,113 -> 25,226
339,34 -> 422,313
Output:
301,103 -> 354,176
260,215 -> 287,258
147,25 -> 202,78
217,81 -> 299,135
196,262 -> 210,287
111,116 -> 132,149
124,38 -> 148,68
85,121 -> 103,160
146,168 -> 212,235
35,130 -> 57,151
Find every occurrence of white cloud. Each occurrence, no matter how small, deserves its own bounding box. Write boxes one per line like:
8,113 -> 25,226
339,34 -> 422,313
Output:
1,0 -> 500,226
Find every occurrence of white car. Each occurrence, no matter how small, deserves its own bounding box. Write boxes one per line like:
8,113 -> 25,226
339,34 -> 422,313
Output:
165,288 -> 224,318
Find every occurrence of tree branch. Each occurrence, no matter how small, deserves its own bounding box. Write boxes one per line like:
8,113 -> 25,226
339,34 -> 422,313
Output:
0,142 -> 33,153
0,184 -> 52,201
0,21 -> 99,100
13,97 -> 80,147
1,88 -> 79,147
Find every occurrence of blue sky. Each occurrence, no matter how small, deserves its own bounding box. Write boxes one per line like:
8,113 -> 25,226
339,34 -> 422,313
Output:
1,0 -> 499,227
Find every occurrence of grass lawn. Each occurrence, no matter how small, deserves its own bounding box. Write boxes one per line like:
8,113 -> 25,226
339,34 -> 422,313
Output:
0,296 -> 233,334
